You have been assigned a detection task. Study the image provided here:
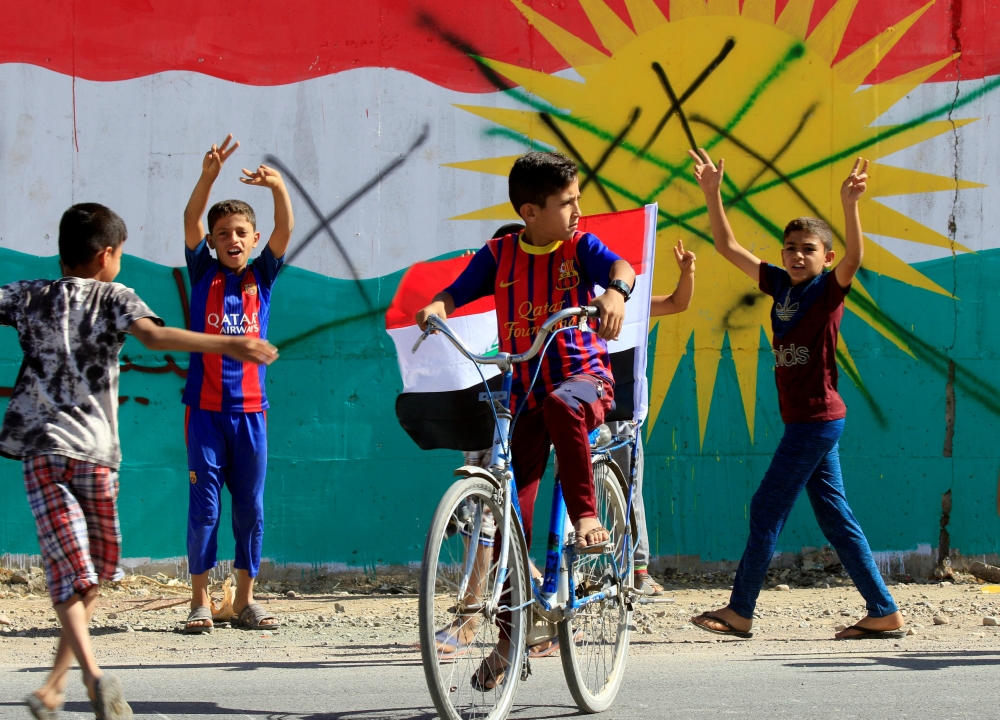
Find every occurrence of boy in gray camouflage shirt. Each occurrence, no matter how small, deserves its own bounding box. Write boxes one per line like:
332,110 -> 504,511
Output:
1,204 -> 277,720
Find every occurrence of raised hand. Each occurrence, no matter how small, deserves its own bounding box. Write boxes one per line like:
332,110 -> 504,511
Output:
240,164 -> 285,190
673,238 -> 696,275
202,134 -> 240,179
687,148 -> 724,194
841,157 -> 869,205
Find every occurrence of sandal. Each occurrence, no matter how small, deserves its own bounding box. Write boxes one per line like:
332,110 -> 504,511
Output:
182,605 -> 214,634
435,616 -> 477,658
90,675 -> 132,720
634,570 -> 664,596
470,652 -> 509,692
231,603 -> 280,630
25,694 -> 63,720
836,624 -> 906,640
575,526 -> 611,555
690,612 -> 753,639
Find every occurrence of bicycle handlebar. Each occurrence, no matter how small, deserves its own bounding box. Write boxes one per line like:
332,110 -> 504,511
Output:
412,306 -> 600,369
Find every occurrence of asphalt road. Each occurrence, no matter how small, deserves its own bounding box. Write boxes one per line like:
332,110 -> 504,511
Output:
2,641 -> 996,719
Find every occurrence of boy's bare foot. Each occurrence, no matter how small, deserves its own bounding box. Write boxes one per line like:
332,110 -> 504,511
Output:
834,611 -> 905,639
574,517 -> 609,548
690,606 -> 752,634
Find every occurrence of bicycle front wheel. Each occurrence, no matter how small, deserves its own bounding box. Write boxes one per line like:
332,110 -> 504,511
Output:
558,456 -> 633,713
419,476 -> 528,720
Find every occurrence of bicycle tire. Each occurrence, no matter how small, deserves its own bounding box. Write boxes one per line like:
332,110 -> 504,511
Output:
557,456 -> 633,713
419,476 -> 529,720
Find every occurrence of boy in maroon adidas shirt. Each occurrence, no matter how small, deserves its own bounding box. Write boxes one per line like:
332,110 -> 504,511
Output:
685,149 -> 904,641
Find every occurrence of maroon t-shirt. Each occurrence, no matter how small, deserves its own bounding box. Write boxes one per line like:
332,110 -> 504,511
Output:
759,262 -> 848,424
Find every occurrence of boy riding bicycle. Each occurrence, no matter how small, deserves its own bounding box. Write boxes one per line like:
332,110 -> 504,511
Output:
416,150 -> 636,688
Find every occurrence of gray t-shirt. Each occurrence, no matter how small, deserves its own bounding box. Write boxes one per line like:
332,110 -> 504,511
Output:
0,278 -> 163,469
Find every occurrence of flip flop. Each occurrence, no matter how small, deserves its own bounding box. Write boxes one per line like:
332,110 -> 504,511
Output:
182,605 -> 214,634
836,624 -> 907,640
25,694 -> 63,720
435,625 -> 473,659
634,571 -> 665,597
231,603 -> 281,630
90,675 -> 132,720
528,629 -> 583,658
470,654 -> 509,692
575,526 -> 611,555
690,612 -> 753,639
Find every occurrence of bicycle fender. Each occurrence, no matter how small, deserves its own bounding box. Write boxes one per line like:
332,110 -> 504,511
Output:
453,465 -> 503,490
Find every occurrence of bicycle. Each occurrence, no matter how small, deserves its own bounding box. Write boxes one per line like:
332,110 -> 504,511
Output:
413,306 -> 642,720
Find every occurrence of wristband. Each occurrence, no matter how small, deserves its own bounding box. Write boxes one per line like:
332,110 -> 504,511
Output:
607,279 -> 632,302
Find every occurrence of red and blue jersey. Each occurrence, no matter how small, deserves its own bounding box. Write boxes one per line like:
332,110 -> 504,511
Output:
445,231 -> 621,412
182,240 -> 282,412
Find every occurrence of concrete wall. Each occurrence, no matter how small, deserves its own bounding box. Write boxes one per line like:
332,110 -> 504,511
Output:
2,0 -> 999,573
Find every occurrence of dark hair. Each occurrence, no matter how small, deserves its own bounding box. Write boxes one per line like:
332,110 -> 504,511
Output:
492,223 -> 524,239
207,199 -> 257,234
508,152 -> 578,216
784,217 -> 833,253
58,203 -> 127,268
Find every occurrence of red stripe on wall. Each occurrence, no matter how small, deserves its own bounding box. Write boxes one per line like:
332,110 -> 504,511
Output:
1,0 -> 995,90
200,273 -> 226,412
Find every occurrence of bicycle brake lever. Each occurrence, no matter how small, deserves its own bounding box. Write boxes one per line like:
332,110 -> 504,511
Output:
412,327 -> 432,354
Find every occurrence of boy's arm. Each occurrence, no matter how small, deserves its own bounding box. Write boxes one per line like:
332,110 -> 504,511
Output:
415,246 -> 497,331
241,165 -> 294,259
650,239 -> 696,316
591,260 -> 636,341
129,318 -> 278,365
834,158 -> 868,290
184,134 -> 240,250
688,149 -> 760,280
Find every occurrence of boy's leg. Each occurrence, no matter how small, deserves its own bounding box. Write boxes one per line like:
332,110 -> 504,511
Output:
22,456 -> 119,705
226,411 -> 272,624
726,421 -> 843,619
805,443 -> 902,631
34,589 -> 100,709
186,408 -> 226,626
543,375 -> 614,543
509,406 -> 552,551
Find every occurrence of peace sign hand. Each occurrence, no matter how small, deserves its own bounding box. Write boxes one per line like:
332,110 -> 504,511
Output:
673,238 -> 696,275
687,148 -> 725,194
841,157 -> 869,205
202,134 -> 240,179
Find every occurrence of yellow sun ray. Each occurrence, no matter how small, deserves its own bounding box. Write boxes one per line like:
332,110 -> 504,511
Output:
859,119 -> 976,162
729,325 -> 762,437
861,197 -> 973,253
741,0 -> 776,24
443,156 -> 518,176
647,317 -> 692,431
835,332 -> 864,383
694,334 -> 725,448
450,202 -> 520,222
849,54 -> 960,127
833,1 -> 935,89
450,0 -> 982,446
509,0 -> 609,77
578,0 -> 636,53
623,0 -> 667,33
775,0 -> 815,40
805,0 -> 861,64
867,162 -> 983,198
473,56 -> 586,110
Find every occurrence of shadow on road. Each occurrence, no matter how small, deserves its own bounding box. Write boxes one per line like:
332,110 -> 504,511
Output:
745,649 -> 1000,673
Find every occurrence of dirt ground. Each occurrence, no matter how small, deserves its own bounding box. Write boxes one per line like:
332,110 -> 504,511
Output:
3,567 -> 999,668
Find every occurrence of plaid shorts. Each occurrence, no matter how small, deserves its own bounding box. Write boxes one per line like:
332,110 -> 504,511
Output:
23,455 -> 121,604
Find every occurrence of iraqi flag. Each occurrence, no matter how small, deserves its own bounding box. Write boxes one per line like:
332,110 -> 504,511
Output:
387,205 -> 658,451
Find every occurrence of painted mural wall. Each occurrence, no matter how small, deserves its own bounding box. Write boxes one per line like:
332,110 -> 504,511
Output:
2,0 -> 999,570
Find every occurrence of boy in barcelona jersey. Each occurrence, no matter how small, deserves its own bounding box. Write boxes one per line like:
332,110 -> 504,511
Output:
416,151 -> 636,688
180,135 -> 294,634
685,150 -> 905,641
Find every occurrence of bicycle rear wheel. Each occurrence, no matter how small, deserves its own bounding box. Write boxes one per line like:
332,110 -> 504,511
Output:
419,476 -> 528,720
558,457 -> 633,713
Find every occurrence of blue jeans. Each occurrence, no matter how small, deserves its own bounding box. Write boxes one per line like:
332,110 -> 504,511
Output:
729,419 -> 898,620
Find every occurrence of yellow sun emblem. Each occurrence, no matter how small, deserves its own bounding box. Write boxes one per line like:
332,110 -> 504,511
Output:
445,0 -> 981,446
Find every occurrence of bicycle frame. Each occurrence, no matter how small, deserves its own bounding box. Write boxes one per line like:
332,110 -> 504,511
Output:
413,306 -> 641,623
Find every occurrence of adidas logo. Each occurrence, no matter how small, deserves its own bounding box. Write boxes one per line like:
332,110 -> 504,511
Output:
775,290 -> 800,322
